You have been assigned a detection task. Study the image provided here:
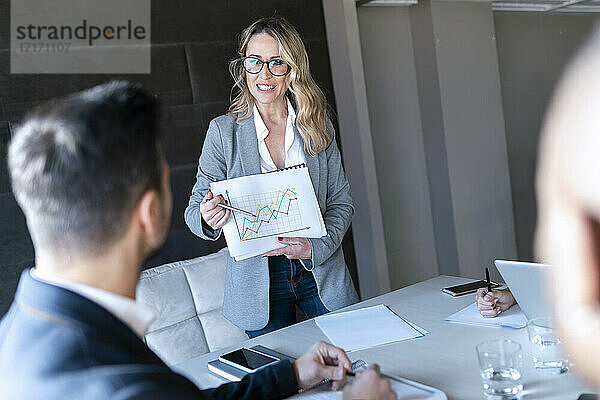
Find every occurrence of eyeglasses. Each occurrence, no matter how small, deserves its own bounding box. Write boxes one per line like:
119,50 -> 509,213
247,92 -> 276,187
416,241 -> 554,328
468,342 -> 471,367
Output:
242,56 -> 290,76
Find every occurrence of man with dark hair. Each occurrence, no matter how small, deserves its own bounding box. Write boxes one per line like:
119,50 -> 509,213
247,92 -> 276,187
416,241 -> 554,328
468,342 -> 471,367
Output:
0,81 -> 397,400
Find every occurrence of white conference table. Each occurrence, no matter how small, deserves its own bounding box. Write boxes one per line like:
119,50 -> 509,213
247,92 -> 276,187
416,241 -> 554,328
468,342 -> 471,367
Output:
174,275 -> 593,399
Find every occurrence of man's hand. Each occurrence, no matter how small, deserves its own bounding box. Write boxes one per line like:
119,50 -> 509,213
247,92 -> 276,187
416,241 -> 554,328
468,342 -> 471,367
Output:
262,237 -> 312,259
476,288 -> 516,318
292,341 -> 352,391
342,365 -> 397,400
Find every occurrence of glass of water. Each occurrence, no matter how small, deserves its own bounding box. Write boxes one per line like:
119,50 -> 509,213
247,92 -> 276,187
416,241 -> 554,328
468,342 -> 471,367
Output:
476,339 -> 523,399
527,317 -> 569,374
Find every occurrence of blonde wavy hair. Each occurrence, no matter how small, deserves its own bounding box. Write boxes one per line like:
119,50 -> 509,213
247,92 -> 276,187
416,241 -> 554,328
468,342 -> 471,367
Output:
229,17 -> 332,155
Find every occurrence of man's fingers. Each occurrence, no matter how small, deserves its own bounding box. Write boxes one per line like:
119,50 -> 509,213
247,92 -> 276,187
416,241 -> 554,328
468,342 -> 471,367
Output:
367,364 -> 381,374
380,379 -> 393,396
203,190 -> 213,202
318,364 -> 345,382
329,366 -> 347,391
322,343 -> 352,371
331,380 -> 344,392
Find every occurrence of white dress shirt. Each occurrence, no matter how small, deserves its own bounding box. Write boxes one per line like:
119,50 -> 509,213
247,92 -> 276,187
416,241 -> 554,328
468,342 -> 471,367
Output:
254,99 -> 306,173
30,269 -> 155,338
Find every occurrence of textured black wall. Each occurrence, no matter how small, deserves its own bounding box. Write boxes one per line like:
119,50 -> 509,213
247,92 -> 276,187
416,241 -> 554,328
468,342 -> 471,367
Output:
0,0 -> 358,316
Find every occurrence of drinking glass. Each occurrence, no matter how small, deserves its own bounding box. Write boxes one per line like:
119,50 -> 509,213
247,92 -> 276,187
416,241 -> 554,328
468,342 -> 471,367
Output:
476,339 -> 523,399
527,317 -> 569,374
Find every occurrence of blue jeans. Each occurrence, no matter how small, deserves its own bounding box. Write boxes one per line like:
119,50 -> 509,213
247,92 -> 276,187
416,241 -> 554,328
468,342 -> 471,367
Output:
245,255 -> 329,338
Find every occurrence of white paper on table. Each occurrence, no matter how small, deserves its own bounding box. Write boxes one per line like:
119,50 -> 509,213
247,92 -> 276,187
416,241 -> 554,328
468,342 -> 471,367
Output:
444,302 -> 527,329
314,304 -> 427,352
209,166 -> 326,261
402,316 -> 430,335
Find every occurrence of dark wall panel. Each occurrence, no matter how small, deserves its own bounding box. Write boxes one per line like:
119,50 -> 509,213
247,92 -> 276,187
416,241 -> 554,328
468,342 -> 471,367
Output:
201,101 -> 231,123
161,104 -> 209,167
0,263 -> 33,317
0,0 -> 7,50
151,0 -> 327,44
0,45 -> 192,124
187,42 -> 238,104
0,0 -> 359,317
169,164 -> 200,231
0,121 -> 10,194
145,228 -> 227,269
304,39 -> 337,106
0,193 -> 34,267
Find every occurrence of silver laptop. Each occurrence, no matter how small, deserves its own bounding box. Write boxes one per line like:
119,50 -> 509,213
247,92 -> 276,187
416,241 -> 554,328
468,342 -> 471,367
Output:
494,260 -> 551,320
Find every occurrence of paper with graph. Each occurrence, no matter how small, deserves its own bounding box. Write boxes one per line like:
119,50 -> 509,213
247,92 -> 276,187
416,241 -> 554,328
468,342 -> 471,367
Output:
210,164 -> 326,261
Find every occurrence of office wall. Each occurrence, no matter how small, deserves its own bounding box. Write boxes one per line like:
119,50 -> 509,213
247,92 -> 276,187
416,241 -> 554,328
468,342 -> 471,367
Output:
427,1 -> 516,281
358,1 -> 516,289
356,4 -> 600,289
356,7 -> 439,289
0,0 -> 359,317
494,12 -> 599,261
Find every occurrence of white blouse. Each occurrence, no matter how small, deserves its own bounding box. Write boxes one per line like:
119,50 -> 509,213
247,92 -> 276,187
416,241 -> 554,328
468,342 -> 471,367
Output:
253,100 -> 306,173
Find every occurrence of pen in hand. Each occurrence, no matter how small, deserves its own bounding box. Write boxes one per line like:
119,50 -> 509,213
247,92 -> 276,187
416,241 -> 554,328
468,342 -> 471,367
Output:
216,202 -> 257,218
485,267 -> 492,292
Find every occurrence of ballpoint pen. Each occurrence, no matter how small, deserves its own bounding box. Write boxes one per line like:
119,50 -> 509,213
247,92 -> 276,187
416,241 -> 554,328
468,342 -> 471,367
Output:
199,167 -> 254,218
485,267 -> 492,292
216,203 -> 256,218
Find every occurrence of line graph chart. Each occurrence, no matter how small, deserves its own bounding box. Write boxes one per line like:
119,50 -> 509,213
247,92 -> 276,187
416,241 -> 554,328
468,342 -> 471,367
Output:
227,188 -> 307,241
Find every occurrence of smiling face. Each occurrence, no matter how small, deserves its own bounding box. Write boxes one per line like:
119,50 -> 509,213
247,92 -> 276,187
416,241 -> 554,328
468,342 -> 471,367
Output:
244,33 -> 290,109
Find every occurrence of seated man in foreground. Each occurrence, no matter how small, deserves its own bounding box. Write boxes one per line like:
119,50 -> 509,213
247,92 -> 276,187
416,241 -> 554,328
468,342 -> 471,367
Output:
0,81 -> 396,400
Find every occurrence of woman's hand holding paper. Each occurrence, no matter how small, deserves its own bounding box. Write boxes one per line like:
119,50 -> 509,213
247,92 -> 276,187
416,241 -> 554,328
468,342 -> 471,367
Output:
262,237 -> 312,259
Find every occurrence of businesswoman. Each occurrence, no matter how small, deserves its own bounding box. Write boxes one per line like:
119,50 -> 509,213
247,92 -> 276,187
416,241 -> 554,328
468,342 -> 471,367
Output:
185,17 -> 358,338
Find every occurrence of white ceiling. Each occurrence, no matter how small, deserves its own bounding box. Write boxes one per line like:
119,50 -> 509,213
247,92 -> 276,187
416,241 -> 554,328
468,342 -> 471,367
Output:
357,0 -> 600,12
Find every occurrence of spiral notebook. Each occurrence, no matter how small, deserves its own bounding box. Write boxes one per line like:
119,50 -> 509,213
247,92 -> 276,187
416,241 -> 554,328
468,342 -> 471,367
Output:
210,164 -> 327,261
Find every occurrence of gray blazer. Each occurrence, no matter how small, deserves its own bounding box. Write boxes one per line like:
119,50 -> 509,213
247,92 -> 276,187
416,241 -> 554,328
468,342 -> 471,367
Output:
184,113 -> 359,330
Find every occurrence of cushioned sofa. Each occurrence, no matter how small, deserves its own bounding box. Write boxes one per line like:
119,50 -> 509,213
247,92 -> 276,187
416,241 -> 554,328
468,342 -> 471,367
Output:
136,247 -> 248,365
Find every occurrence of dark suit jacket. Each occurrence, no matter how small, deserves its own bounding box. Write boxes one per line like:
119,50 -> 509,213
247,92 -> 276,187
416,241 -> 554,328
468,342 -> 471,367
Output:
0,270 -> 298,400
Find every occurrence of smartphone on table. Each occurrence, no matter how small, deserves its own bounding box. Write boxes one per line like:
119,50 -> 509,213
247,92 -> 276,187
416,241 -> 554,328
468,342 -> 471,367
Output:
218,348 -> 279,373
442,280 -> 500,297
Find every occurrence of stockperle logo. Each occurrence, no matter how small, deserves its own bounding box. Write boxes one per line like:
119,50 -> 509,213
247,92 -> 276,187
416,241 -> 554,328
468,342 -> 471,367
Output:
11,0 -> 150,74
